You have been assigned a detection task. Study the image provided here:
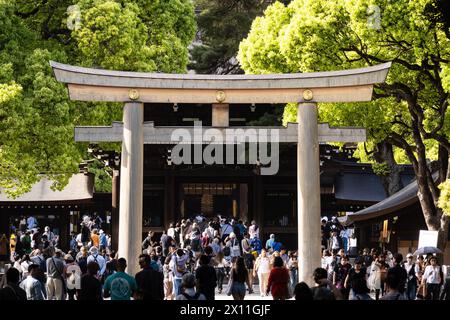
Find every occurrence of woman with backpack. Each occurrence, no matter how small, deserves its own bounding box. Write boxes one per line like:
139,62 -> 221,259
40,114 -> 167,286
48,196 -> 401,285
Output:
64,254 -> 81,300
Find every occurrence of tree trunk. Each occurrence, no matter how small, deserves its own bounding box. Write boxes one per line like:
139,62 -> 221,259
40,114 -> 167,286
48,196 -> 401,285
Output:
373,141 -> 404,196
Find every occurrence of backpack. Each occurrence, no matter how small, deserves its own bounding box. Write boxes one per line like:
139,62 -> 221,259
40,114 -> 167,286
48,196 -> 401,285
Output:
182,292 -> 201,300
175,256 -> 187,275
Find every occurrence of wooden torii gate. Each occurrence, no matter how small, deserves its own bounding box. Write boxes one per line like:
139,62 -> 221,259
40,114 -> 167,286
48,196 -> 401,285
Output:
51,61 -> 391,283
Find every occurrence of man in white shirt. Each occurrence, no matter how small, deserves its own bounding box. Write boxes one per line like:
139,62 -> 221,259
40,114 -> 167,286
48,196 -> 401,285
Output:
423,256 -> 442,300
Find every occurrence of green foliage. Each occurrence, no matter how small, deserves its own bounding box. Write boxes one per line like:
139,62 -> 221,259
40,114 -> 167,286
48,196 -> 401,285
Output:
191,0 -> 270,74
239,0 -> 450,162
372,162 -> 391,176
438,179 -> 450,216
87,159 -> 112,192
0,0 -> 196,197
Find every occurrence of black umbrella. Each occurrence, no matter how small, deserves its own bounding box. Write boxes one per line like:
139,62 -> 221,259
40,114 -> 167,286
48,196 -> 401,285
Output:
413,246 -> 442,256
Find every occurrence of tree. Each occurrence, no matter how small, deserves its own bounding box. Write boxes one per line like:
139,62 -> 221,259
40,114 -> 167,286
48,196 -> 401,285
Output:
0,0 -> 196,195
238,0 -> 450,251
190,0 -> 276,74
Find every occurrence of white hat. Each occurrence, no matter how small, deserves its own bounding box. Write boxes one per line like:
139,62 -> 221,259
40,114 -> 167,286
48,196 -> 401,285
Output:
99,229 -> 104,234
406,253 -> 413,258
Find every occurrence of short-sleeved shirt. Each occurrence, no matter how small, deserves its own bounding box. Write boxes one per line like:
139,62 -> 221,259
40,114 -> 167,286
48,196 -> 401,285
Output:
103,271 -> 137,300
334,263 -> 352,288
79,274 -> 102,300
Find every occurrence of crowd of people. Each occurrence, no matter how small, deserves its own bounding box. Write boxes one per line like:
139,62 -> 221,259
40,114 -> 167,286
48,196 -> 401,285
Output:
0,213 -> 449,301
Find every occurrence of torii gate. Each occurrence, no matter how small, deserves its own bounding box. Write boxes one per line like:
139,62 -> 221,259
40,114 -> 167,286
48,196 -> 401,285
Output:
51,61 -> 391,283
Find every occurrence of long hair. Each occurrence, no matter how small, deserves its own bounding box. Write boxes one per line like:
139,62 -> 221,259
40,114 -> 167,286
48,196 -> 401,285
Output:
233,257 -> 248,283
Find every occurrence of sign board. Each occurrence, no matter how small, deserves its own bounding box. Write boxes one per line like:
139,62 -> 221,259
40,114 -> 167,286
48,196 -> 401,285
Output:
418,230 -> 438,248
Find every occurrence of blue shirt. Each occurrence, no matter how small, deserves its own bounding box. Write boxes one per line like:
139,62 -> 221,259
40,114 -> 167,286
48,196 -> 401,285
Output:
99,234 -> 108,247
250,237 -> 262,253
27,216 -> 37,230
272,241 -> 282,252
265,238 -> 275,250
103,272 -> 137,300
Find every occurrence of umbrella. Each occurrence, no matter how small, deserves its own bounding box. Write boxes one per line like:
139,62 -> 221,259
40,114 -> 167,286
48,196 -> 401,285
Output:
413,246 -> 442,256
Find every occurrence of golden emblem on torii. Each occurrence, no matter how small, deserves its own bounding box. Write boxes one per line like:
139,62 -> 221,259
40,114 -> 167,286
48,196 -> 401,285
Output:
215,90 -> 226,103
128,89 -> 140,100
302,89 -> 313,101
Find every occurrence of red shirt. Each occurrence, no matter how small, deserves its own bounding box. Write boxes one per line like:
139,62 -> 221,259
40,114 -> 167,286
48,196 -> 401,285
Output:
267,267 -> 290,299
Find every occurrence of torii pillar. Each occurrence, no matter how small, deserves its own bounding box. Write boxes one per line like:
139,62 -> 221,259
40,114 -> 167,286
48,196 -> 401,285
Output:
118,102 -> 143,276
50,60 -> 391,280
297,97 -> 321,287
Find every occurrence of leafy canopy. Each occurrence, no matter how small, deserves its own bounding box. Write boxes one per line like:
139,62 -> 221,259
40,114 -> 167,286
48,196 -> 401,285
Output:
0,0 -> 196,196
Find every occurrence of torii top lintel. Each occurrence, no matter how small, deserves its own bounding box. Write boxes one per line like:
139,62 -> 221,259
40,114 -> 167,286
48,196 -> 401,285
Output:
50,61 -> 391,104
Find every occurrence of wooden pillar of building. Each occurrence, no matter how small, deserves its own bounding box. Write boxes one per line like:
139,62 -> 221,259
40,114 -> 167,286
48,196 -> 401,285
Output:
239,184 -> 249,223
0,208 -> 9,236
59,211 -> 70,252
252,175 -> 263,237
111,169 -> 120,251
164,173 -> 175,230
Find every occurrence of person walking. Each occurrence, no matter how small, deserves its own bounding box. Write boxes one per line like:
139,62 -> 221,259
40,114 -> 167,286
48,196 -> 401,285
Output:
404,253 -> 417,300
135,254 -> 164,300
389,253 -> 407,298
103,258 -> 137,300
195,254 -> 217,300
265,234 -> 275,251
349,277 -> 372,300
20,264 -> 45,300
423,256 -> 442,300
227,257 -> 250,300
176,273 -> 206,300
266,256 -> 290,300
170,248 -> 189,297
248,220 -> 259,239
64,254 -> 81,300
214,251 -> 228,294
242,234 -> 255,294
380,269 -> 407,300
310,268 -> 343,300
87,246 -> 106,280
46,249 -> 66,300
0,268 -> 27,300
333,255 -> 351,299
254,249 -> 271,297
78,262 -> 102,300
344,258 -> 366,299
